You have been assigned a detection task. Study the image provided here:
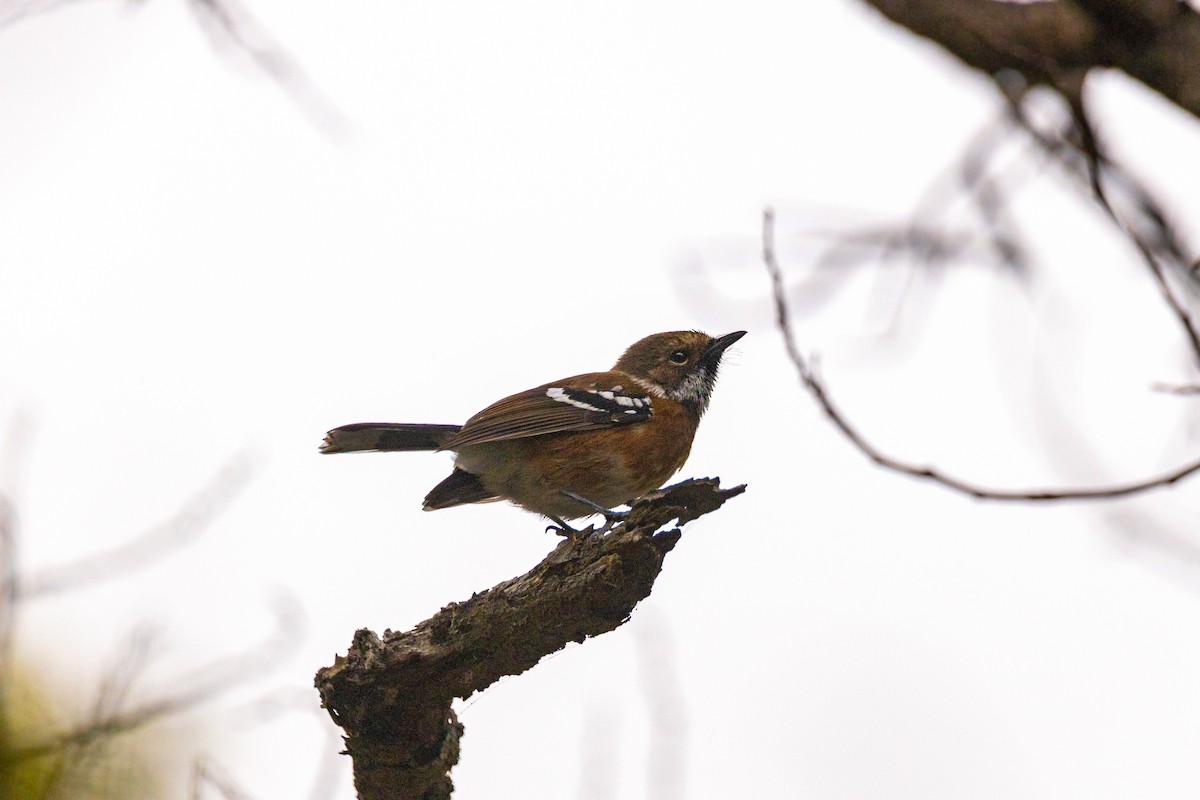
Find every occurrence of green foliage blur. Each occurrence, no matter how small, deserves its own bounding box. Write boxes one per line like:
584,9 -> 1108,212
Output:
1,662 -> 168,800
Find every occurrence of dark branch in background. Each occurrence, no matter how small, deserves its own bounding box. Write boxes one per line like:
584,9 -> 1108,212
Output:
997,86 -> 1200,365
764,208 -> 1200,501
858,0 -> 1200,119
315,478 -> 744,800
856,0 -> 1200,359
761,0 -> 1200,502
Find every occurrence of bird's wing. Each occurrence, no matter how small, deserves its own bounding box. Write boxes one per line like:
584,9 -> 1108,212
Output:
440,371 -> 655,450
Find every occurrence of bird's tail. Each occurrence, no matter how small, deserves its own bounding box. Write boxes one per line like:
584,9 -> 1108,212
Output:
423,468 -> 499,510
319,423 -> 462,454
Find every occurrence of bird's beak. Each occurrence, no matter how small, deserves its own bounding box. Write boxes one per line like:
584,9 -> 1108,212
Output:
703,330 -> 747,363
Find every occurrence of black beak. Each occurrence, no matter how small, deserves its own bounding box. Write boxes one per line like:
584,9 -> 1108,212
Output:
702,330 -> 746,364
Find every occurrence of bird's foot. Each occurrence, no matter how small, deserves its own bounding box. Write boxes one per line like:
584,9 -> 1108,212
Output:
545,515 -> 589,537
557,491 -> 628,535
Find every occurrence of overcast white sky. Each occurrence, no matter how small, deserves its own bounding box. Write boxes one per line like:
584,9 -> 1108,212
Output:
3,1 -> 1200,798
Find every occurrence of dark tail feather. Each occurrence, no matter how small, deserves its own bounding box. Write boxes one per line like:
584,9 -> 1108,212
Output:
423,468 -> 498,510
320,422 -> 462,454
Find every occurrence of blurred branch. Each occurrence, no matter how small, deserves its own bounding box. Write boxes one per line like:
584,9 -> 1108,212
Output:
764,207 -> 1200,501
858,0 -> 1200,119
1,589 -> 303,766
858,1 -> 1200,363
998,86 -> 1200,364
22,452 -> 254,598
189,755 -> 256,800
0,491 -> 15,759
1153,382 -> 1200,395
0,410 -> 33,762
315,478 -> 745,800
0,0 -> 350,141
633,609 -> 688,800
769,1 -> 1200,503
37,625 -> 160,798
0,0 -> 79,28
187,0 -> 351,141
229,687 -> 346,800
774,111 -> 1045,354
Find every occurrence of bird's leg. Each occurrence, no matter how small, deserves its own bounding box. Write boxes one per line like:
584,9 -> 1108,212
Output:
559,490 -> 628,534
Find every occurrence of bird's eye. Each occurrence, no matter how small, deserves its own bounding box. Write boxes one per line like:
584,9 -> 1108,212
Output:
669,349 -> 689,364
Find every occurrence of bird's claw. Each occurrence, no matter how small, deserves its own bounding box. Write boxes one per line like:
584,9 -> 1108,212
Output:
555,491 -> 628,536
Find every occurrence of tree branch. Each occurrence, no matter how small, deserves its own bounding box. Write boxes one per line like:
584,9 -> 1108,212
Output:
858,0 -> 1200,120
764,207 -> 1200,501
314,477 -> 745,800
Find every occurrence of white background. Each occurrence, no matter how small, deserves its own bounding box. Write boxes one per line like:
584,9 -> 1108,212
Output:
3,1 -> 1200,797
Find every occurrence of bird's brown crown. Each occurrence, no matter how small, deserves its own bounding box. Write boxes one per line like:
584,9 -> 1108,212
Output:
613,330 -> 745,414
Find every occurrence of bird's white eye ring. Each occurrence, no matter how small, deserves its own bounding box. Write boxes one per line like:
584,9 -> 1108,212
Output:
669,349 -> 688,364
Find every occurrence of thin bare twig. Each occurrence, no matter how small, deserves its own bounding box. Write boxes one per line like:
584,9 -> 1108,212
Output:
1001,85 -> 1200,365
764,207 -> 1200,502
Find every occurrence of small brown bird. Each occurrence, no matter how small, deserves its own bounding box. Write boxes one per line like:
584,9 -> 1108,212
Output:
320,330 -> 744,530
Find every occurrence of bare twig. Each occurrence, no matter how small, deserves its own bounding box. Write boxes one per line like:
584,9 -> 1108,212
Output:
764,207 -> 1200,501
1000,88 -> 1200,366
774,111 -> 1045,353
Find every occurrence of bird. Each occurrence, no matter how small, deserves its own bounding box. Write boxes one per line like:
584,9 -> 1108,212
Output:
320,330 -> 745,531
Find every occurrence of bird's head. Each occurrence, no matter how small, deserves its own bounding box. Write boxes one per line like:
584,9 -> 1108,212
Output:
613,330 -> 745,414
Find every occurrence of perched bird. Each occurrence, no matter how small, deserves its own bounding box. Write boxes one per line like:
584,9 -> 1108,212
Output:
320,330 -> 744,530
